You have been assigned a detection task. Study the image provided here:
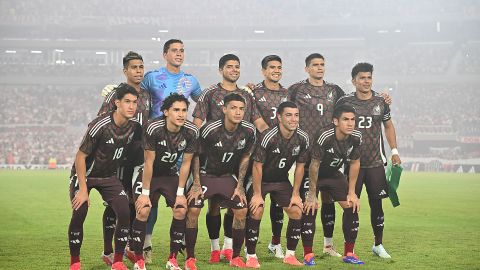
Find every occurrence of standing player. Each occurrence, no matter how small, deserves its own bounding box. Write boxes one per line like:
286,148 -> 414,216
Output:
303,104 -> 365,265
68,85 -> 140,270
192,54 -> 268,263
128,93 -> 199,270
245,101 -> 309,267
250,55 -> 289,259
288,53 -> 346,263
97,51 -> 151,265
185,93 -> 256,269
336,62 -> 401,258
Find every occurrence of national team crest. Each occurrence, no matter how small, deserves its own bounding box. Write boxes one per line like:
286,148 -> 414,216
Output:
178,139 -> 187,151
281,96 -> 288,102
177,77 -> 191,95
127,132 -> 134,144
373,104 -> 381,115
237,138 -> 246,149
326,91 -> 334,102
292,145 -> 300,156
346,146 -> 353,157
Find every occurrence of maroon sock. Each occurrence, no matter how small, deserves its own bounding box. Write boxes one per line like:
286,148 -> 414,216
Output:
70,256 -> 80,265
303,246 -> 313,255
135,254 -> 144,261
114,252 -> 123,263
271,235 -> 281,245
344,242 -> 355,255
185,227 -> 198,259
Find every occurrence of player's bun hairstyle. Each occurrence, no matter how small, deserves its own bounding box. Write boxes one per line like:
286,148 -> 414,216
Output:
261,55 -> 282,69
223,93 -> 245,106
115,84 -> 139,100
351,62 -> 374,79
277,101 -> 298,115
123,51 -> 143,69
219,54 -> 240,69
161,93 -> 190,113
333,104 -> 356,119
305,53 -> 325,67
163,39 -> 183,54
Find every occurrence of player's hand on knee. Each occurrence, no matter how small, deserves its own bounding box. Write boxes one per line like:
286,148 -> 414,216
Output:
72,189 -> 89,210
186,183 -> 203,205
101,84 -> 118,98
135,194 -> 151,213
249,194 -> 264,215
231,186 -> 247,207
303,193 -> 318,216
347,193 -> 360,213
288,194 -> 303,210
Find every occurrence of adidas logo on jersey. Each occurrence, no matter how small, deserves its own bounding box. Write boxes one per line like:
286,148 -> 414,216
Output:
258,96 -> 267,102
158,140 -> 167,146
106,138 -> 114,144
327,147 -> 334,154
304,94 -> 312,99
215,141 -> 223,147
119,190 -> 127,196
272,148 -> 280,153
217,100 -> 224,106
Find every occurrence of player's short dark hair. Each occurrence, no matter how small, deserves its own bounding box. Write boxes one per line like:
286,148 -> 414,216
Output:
161,93 -> 190,112
123,51 -> 143,69
163,39 -> 183,54
351,62 -> 374,79
223,93 -> 245,106
219,54 -> 240,69
333,104 -> 356,119
277,101 -> 298,115
261,55 -> 282,69
305,53 -> 324,67
115,84 -> 139,100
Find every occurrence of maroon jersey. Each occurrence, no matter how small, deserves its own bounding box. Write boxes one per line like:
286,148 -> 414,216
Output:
336,91 -> 391,168
252,81 -> 289,127
310,125 -> 362,178
253,126 -> 309,183
288,80 -> 345,141
144,118 -> 199,176
199,119 -> 256,176
193,83 -> 262,123
98,83 -> 151,126
70,113 -> 141,178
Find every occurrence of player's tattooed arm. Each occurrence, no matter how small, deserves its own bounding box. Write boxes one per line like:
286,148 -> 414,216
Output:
231,153 -> 249,206
187,155 -> 203,205
72,150 -> 90,210
347,159 -> 361,213
135,150 -> 154,212
304,158 -> 320,215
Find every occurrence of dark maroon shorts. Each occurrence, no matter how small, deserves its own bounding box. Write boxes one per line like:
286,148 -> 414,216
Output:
300,171 -> 348,202
69,175 -> 129,204
355,166 -> 389,199
246,181 -> 293,208
187,174 -> 247,209
133,170 -> 179,208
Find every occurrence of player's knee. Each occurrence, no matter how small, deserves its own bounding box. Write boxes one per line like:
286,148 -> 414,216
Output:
286,206 -> 302,220
251,207 -> 264,220
338,201 -> 350,209
173,207 -> 187,219
188,207 -> 201,218
234,208 -> 248,220
136,207 -> 150,221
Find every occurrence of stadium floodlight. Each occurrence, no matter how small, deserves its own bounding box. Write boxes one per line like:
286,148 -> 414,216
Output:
55,49 -> 64,53
394,29 -> 401,33
254,30 -> 265,34
30,50 -> 42,54
96,51 -> 107,55
151,37 -> 157,41
5,50 -> 16,54
158,29 -> 169,33
377,30 -> 388,34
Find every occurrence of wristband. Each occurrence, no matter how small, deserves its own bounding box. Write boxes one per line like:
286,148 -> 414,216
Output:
391,148 -> 399,156
141,188 -> 150,196
176,187 -> 185,196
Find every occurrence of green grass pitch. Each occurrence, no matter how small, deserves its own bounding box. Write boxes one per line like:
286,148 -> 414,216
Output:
0,170 -> 479,270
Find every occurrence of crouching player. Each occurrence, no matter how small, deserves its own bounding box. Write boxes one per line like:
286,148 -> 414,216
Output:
130,93 -> 199,270
303,104 -> 365,265
185,93 -> 256,269
68,85 -> 141,270
246,101 -> 309,267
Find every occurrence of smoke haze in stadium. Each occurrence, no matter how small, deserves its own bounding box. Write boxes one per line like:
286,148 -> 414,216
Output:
1,0 -> 479,171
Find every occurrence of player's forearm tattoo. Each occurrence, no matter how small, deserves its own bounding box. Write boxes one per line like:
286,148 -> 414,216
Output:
192,155 -> 201,185
233,216 -> 246,229
309,159 -> 320,195
237,156 -> 249,191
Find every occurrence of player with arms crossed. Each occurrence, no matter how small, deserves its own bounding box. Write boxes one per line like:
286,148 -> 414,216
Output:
128,93 -> 198,270
304,104 -> 364,265
192,54 -> 268,263
336,62 -> 401,258
245,101 -> 309,268
97,51 -> 151,266
186,93 -> 256,269
68,85 -> 141,270
249,55 -> 290,259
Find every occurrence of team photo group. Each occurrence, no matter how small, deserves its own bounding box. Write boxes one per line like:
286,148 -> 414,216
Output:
67,38 -> 401,270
